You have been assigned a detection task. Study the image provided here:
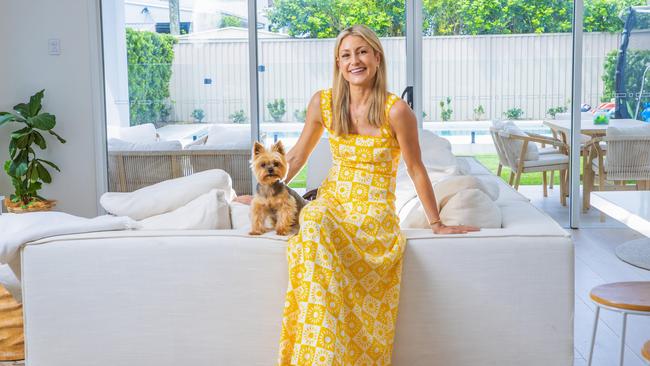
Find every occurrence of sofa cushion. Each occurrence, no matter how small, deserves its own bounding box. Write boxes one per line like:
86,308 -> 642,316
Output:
440,189 -> 502,228
139,189 -> 231,230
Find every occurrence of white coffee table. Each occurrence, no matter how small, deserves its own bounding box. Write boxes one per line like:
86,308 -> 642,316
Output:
591,191 -> 650,270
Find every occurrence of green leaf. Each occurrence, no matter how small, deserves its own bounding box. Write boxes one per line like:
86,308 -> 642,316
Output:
13,103 -> 29,117
32,131 -> 47,149
28,113 -> 56,130
3,160 -> 10,174
15,134 -> 30,149
8,139 -> 16,158
0,112 -> 16,126
48,129 -> 66,144
14,161 -> 28,177
38,159 -> 61,172
28,90 -> 45,116
36,163 -> 51,183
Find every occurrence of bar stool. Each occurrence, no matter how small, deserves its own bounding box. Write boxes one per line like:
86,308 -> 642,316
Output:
587,282 -> 650,366
643,341 -> 650,365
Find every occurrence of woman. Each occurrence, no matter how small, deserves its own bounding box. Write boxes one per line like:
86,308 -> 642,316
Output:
242,25 -> 478,365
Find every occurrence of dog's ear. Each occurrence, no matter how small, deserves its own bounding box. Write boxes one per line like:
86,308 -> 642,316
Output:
253,141 -> 266,157
271,140 -> 285,155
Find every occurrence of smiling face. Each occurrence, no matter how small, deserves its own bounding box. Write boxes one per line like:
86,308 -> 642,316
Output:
336,35 -> 381,87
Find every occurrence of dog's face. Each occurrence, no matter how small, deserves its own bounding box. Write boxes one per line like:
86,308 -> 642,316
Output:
251,141 -> 288,185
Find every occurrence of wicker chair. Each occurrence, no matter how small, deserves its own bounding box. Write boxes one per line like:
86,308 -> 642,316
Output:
497,129 -> 569,205
107,149 -> 253,195
583,134 -> 650,210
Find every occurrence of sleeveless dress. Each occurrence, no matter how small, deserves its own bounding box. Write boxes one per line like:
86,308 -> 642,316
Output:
278,89 -> 406,365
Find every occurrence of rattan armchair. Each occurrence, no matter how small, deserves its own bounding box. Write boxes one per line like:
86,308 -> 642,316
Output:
107,149 -> 252,195
498,130 -> 569,205
583,135 -> 650,210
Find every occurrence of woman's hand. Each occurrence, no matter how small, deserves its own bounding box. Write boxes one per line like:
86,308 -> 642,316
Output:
233,195 -> 253,205
431,222 -> 480,234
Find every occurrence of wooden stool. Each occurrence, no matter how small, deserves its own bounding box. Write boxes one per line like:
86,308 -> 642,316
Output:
643,341 -> 650,364
587,282 -> 650,366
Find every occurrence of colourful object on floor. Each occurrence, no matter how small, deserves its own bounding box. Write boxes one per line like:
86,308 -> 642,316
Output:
279,89 -> 406,365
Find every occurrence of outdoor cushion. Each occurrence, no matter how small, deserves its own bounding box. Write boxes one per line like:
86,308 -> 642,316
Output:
501,121 -> 540,161
205,124 -> 251,149
118,123 -> 158,143
520,153 -> 568,168
107,138 -> 182,151
606,123 -> 650,137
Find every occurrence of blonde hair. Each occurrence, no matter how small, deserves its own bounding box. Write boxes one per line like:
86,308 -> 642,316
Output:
332,25 -> 388,136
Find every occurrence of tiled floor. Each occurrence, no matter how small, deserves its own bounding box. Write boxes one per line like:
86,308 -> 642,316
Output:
518,184 -> 650,366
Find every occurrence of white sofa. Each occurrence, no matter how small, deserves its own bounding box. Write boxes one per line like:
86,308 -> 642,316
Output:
19,157 -> 573,366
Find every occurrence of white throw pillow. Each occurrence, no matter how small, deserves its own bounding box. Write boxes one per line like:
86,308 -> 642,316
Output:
501,121 -> 539,161
119,123 -> 158,143
205,124 -> 251,150
100,169 -> 234,220
440,189 -> 502,228
139,189 -> 231,230
434,175 -> 499,209
107,138 -> 182,151
230,201 -> 252,230
397,129 -> 464,178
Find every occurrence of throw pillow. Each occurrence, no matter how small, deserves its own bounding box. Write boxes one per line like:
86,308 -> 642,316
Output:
100,169 -> 234,220
139,189 -> 231,230
440,189 -> 502,228
434,175 -> 499,209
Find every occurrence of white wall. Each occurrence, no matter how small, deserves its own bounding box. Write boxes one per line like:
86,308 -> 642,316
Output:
0,0 -> 104,217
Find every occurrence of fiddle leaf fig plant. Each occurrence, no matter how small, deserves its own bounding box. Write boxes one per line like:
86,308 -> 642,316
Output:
0,90 -> 66,207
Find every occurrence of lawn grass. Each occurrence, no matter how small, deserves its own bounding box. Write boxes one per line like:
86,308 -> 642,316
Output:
288,154 -> 573,188
473,155 -> 560,185
288,166 -> 307,188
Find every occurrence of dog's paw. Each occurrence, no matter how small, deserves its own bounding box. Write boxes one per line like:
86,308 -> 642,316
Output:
276,228 -> 290,236
249,230 -> 263,235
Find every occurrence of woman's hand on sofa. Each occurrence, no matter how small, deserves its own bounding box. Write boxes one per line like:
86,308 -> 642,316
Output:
431,222 -> 480,234
233,195 -> 253,205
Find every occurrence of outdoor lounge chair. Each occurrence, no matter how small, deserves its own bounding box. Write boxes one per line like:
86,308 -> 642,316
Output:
107,149 -> 252,195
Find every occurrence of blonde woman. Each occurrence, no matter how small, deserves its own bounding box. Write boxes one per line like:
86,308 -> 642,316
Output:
238,24 -> 478,364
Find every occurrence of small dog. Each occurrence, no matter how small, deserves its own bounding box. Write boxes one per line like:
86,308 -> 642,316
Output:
249,141 -> 307,236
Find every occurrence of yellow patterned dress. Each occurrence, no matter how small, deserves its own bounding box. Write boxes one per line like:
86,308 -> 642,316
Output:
279,89 -> 406,365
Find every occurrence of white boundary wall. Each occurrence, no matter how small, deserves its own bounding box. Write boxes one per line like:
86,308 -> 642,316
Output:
168,32 -> 619,123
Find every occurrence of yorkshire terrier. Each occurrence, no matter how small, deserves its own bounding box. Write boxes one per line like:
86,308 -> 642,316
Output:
249,141 -> 307,236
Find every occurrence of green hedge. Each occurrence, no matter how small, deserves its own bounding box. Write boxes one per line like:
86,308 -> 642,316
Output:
602,48 -> 650,117
126,28 -> 177,126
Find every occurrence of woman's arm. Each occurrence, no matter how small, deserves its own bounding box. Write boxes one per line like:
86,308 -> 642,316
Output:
389,100 -> 479,234
285,91 -> 325,183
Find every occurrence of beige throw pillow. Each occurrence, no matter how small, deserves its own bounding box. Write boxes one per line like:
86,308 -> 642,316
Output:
433,175 -> 499,209
440,189 -> 502,228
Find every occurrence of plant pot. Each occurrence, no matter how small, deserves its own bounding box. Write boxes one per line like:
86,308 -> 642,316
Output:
4,197 -> 56,213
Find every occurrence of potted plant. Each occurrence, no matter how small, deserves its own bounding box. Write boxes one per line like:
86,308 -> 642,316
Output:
191,108 -> 205,123
0,90 -> 66,213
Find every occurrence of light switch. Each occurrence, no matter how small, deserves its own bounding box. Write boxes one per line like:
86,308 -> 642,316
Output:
48,39 -> 61,55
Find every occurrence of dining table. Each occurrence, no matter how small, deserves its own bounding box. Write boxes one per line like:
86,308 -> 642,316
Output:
542,118 -> 648,211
